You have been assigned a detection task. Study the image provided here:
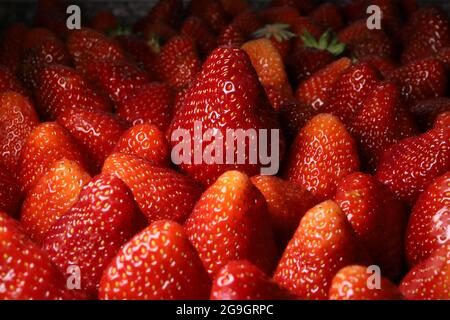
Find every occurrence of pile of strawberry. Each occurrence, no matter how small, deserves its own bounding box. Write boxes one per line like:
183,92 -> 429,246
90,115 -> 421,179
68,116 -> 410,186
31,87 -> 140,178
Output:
0,0 -> 449,300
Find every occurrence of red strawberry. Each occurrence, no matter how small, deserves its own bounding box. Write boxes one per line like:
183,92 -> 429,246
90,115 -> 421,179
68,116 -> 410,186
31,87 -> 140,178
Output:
284,113 -> 360,201
400,244 -> 450,300
0,169 -> 21,217
436,47 -> 450,70
216,23 -> 246,47
410,97 -> 450,130
295,57 -> 351,110
435,112 -> 450,128
0,65 -> 28,96
0,23 -> 28,73
99,220 -> 211,300
211,260 -> 296,300
232,10 -> 263,36
116,82 -> 173,132
58,108 -> 129,170
21,28 -> 55,56
405,172 -> 450,267
342,0 -> 368,21
309,3 -> 344,32
168,47 -> 282,186
375,127 -> 450,205
0,212 -> 79,300
322,62 -> 380,124
146,0 -> 183,27
388,57 -> 448,103
18,122 -> 89,194
90,10 -> 117,32
269,0 -> 316,14
43,174 -> 142,296
190,0 -> 229,33
0,91 -> 39,173
103,153 -> 202,224
274,200 -> 369,300
251,23 -> 296,60
180,16 -> 217,58
279,100 -> 318,141
34,64 -> 112,120
359,55 -> 397,79
329,265 -> 403,300
251,175 -> 318,248
20,159 -> 91,244
220,0 -> 249,17
114,124 -> 170,167
184,171 -> 277,277
335,172 -> 408,279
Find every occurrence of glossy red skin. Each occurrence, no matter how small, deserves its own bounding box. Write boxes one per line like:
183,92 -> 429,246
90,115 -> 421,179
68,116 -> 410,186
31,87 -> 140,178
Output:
274,200 -> 369,300
216,24 -> 246,47
375,127 -> 450,205
405,172 -> 450,267
388,58 -> 448,103
0,212 -> 79,300
21,28 -> 56,54
103,153 -> 202,224
410,97 -> 450,130
116,82 -> 174,132
184,171 -> 277,277
114,124 -> 170,167
329,265 -> 403,300
434,112 -> 450,128
35,64 -> 112,120
43,174 -> 141,297
279,100 -> 318,141
0,23 -> 28,73
180,16 -> 217,58
323,63 -> 380,125
18,122 -> 89,194
58,108 -> 129,170
335,172 -> 408,280
359,55 -> 397,79
99,220 -> 211,300
0,92 -> 40,173
211,260 -> 296,300
436,47 -> 450,70
0,65 -> 28,96
0,169 -> 21,217
284,113 -> 360,202
400,245 -> 450,300
232,11 -> 263,36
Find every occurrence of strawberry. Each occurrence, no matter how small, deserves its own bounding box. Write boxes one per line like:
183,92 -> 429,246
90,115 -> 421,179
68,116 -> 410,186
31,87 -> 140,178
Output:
295,57 -> 351,111
242,38 -> 294,110
329,265 -> 403,300
436,47 -> 450,70
90,10 -> 117,32
251,23 -> 296,60
435,112 -> 450,128
34,64 -> 112,120
114,124 -> 170,167
216,23 -> 246,47
322,62 -> 380,125
0,65 -> 28,96
358,55 -> 397,79
146,0 -> 183,28
0,212 -> 79,300
43,174 -> 142,296
184,171 -> 277,277
284,113 -> 360,201
279,100 -> 318,141
116,82 -> 173,132
0,92 -> 40,173
232,10 -> 263,36
274,200 -> 369,300
342,0 -> 368,21
400,244 -> 450,300
388,57 -> 448,103
21,28 -> 55,56
168,47 -> 282,186
334,172 -> 408,280
20,159 -> 90,244
375,127 -> 450,205
57,108 -> 129,170
190,0 -> 229,33
220,0 -> 249,17
0,169 -> 21,217
180,16 -> 217,58
410,97 -> 450,130
103,153 -> 202,223
405,172 -> 450,267
18,122 -> 89,194
269,0 -> 316,14
0,23 -> 28,73
309,3 -> 344,32
156,36 -> 201,91
251,174 -> 317,247
211,260 -> 296,300
99,220 -> 211,300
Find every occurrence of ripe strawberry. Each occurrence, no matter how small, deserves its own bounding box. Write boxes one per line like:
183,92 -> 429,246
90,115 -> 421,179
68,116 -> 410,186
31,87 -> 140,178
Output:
0,169 -> 21,217
334,172 -> 408,280
329,265 -> 403,300
211,260 -> 296,300
274,200 -> 369,300
189,0 -> 229,33
410,97 -> 450,130
284,113 -> 360,201
58,108 -> 129,170
436,47 -> 450,70
388,57 -> 447,103
295,57 -> 351,110
90,10 -> 117,32
18,122 -> 89,194
20,159 -> 90,244
116,82 -> 173,132
309,3 -> 344,32
0,65 -> 28,96
180,16 -> 217,58
287,46 -> 334,85
405,172 -> 450,267
251,23 -> 296,60
0,92 -> 39,173
21,28 -> 55,55
400,244 -> 450,300
358,55 -> 397,79
232,10 -> 263,36
434,112 -> 450,128
342,0 -> 367,21
34,64 -> 112,120
114,124 -> 170,167
43,174 -> 142,297
146,0 -> 183,27
103,153 -> 202,223
168,47 -> 282,186
322,62 -> 380,124
99,220 -> 211,300
220,0 -> 249,17
375,127 -> 450,205
279,100 -> 318,141
269,0 -> 316,14
0,212 -> 79,300
251,175 -> 317,248
242,38 -> 294,110
0,23 -> 28,73
216,23 -> 246,47
184,171 -> 277,277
